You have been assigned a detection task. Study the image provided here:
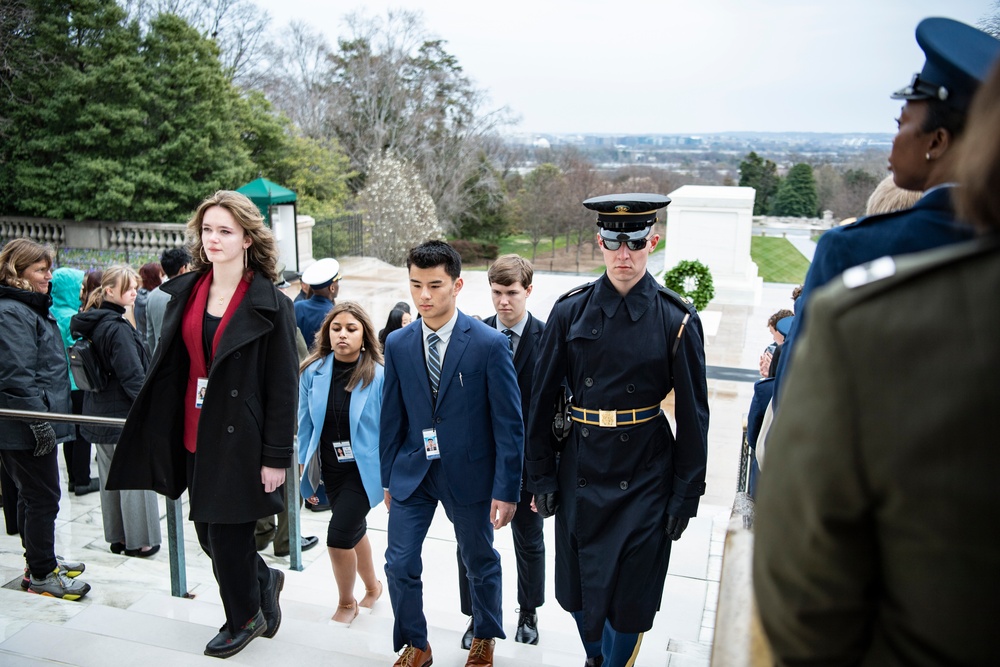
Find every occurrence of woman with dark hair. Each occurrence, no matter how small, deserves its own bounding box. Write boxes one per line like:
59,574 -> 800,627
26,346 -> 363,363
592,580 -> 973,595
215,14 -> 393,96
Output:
754,59 -> 1000,665
107,190 -> 298,659
298,302 -> 385,625
377,307 -> 412,347
0,238 -> 90,600
133,261 -> 164,353
71,265 -> 159,557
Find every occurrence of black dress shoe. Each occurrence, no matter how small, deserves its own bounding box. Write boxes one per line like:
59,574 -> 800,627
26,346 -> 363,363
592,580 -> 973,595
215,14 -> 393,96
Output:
124,544 -> 161,558
205,609 -> 266,658
584,656 -> 604,667
515,608 -> 539,645
274,535 -> 319,557
260,568 -> 284,638
74,480 -> 100,496
307,501 -> 331,512
461,617 -> 474,650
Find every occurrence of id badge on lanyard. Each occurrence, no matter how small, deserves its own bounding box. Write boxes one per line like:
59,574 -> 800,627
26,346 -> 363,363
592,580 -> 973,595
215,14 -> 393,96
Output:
195,377 -> 208,409
422,428 -> 440,460
332,440 -> 355,463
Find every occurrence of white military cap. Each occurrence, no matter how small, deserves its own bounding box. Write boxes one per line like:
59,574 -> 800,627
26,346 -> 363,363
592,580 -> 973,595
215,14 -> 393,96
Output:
301,258 -> 341,289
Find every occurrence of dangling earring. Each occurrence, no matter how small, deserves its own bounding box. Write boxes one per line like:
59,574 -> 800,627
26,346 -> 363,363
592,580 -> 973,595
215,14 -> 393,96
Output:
199,245 -> 209,264
361,346 -> 365,352
244,247 -> 249,270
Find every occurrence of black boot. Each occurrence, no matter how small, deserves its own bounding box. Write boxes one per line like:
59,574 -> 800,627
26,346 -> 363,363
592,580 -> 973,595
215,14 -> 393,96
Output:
515,608 -> 539,644
260,568 -> 284,638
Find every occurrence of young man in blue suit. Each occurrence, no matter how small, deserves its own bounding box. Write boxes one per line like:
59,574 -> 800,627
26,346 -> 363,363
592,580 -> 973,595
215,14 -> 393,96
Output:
381,240 -> 524,667
456,254 -> 546,649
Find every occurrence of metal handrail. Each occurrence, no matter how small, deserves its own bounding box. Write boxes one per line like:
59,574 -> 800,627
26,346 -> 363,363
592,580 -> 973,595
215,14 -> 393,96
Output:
0,407 -> 305,595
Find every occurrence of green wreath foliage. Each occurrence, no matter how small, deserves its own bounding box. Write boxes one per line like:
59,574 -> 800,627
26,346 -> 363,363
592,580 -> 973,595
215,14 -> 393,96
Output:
662,259 -> 715,311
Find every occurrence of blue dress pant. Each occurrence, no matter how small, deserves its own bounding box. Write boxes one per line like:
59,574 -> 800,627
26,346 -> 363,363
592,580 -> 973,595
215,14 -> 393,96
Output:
458,482 -> 544,615
0,448 -> 60,578
572,610 -> 643,667
385,461 -> 505,652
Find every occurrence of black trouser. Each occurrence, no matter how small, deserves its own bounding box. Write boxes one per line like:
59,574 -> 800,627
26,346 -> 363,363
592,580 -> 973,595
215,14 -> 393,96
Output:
62,390 -> 92,487
186,452 -> 270,633
458,483 -> 545,615
0,448 -> 60,578
1,457 -> 21,534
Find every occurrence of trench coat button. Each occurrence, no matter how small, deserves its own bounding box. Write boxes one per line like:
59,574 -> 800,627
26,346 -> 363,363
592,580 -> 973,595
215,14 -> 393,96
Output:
230,389 -> 238,397
435,417 -> 442,424
578,478 -> 587,488
584,377 -> 593,387
626,384 -> 636,393
227,426 -> 234,433
581,427 -> 589,437
620,433 -> 629,442
234,352 -> 241,359
620,481 -> 628,490
591,328 -> 598,335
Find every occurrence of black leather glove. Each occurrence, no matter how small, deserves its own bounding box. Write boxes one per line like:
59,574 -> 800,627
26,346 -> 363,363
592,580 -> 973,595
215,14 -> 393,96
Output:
665,515 -> 689,541
535,492 -> 558,518
29,422 -> 56,457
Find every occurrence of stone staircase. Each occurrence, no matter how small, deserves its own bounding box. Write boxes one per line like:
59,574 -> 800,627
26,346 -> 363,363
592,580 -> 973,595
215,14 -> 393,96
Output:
0,485 -> 723,666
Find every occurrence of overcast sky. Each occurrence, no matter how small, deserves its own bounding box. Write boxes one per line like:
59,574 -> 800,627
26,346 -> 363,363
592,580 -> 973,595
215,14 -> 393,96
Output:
251,0 -> 996,135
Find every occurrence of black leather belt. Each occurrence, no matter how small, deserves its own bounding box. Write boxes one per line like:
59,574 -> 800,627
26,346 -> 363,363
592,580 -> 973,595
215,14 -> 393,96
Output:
569,404 -> 660,428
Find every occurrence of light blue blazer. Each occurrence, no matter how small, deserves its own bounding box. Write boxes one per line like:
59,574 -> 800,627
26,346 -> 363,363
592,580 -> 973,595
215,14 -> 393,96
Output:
298,353 -> 384,508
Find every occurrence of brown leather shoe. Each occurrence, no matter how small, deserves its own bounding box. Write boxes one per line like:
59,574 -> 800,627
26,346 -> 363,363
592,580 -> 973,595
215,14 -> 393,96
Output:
393,643 -> 433,667
465,637 -> 495,667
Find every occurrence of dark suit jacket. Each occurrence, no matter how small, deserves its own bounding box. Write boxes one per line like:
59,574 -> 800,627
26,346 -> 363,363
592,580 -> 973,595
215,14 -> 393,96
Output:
483,312 -> 544,431
379,310 -> 524,505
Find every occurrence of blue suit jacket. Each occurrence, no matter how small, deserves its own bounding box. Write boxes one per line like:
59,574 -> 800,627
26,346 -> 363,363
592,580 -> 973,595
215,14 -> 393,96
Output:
379,311 -> 524,504
298,354 -> 384,507
775,186 -> 975,403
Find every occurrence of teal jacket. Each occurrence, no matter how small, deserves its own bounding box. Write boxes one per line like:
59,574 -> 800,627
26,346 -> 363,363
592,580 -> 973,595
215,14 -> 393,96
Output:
50,267 -> 84,391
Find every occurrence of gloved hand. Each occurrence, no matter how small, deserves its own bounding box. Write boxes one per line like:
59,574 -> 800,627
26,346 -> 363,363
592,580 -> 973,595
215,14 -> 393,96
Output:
535,492 -> 559,518
665,515 -> 689,541
29,421 -> 56,457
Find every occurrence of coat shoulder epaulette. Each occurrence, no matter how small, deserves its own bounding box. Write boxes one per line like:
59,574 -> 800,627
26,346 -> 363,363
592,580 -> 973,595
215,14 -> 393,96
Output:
555,281 -> 596,303
657,284 -> 698,316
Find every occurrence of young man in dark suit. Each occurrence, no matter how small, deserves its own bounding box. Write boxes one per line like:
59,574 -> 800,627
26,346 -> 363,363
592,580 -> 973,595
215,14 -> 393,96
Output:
381,240 -> 524,667
457,254 -> 545,649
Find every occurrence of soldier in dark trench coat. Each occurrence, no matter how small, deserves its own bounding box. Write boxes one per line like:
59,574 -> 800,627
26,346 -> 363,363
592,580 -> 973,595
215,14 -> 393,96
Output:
526,194 -> 709,667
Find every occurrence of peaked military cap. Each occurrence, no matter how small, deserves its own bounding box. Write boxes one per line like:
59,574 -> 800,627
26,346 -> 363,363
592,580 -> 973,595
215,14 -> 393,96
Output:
891,17 -> 1000,112
583,193 -> 671,241
301,257 -> 341,289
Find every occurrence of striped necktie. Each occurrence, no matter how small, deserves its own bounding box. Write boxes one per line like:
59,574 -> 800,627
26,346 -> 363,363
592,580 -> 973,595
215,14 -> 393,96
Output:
502,328 -> 514,357
427,332 -> 442,394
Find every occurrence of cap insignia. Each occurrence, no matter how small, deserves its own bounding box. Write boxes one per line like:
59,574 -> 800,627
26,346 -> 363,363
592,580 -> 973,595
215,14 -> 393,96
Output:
615,205 -> 630,213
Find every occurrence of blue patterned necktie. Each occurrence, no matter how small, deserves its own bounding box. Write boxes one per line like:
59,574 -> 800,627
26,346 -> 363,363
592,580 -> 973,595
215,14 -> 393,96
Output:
427,332 -> 442,394
502,328 -> 514,357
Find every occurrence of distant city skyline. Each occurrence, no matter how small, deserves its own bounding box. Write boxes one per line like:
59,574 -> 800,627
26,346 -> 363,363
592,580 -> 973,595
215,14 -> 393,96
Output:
252,0 -> 995,135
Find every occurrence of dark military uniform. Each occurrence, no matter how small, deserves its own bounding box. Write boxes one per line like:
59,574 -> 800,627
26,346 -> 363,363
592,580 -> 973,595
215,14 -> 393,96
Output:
754,235 -> 1000,665
526,270 -> 709,641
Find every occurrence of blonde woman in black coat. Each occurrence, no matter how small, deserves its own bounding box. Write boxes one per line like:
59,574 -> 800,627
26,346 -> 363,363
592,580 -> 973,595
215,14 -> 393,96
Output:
71,265 -> 160,557
107,191 -> 298,659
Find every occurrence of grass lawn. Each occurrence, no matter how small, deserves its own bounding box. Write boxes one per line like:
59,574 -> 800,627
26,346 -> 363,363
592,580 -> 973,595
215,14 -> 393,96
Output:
751,237 -> 811,284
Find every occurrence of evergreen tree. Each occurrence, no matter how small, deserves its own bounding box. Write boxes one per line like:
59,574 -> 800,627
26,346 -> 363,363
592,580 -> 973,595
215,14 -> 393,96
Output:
738,151 -> 779,215
770,163 -> 819,218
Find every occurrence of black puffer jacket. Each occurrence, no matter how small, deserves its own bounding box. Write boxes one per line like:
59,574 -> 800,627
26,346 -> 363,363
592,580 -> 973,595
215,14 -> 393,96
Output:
0,283 -> 73,449
71,303 -> 149,443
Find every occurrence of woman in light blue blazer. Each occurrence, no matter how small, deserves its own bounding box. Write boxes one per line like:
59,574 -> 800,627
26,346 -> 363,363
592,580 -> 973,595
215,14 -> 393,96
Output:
298,301 -> 385,625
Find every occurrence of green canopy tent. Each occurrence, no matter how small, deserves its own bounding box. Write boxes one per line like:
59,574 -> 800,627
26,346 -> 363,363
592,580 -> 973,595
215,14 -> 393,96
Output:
237,177 -> 299,271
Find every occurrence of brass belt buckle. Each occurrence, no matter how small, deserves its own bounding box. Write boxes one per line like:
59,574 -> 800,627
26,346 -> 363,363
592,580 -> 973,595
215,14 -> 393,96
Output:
598,409 -> 617,428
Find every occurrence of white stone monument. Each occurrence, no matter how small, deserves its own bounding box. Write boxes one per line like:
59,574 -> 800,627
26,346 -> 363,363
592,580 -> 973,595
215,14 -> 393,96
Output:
663,185 -> 762,306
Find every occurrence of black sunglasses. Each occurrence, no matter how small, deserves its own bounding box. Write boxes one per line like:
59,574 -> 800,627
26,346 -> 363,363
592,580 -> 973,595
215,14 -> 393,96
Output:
601,237 -> 649,251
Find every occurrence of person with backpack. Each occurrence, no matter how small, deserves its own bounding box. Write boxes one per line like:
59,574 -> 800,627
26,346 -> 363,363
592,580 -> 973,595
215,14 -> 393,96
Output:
71,265 -> 160,558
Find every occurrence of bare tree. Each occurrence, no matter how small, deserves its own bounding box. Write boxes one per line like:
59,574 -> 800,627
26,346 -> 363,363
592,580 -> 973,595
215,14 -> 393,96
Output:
979,1 -> 1000,37
120,0 -> 269,85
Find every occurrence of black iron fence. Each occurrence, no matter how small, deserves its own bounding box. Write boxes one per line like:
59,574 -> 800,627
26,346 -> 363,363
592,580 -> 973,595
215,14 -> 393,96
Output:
312,213 -> 364,258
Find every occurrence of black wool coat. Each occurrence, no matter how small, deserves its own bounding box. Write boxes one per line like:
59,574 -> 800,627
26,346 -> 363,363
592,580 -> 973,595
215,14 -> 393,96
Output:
106,271 -> 298,524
